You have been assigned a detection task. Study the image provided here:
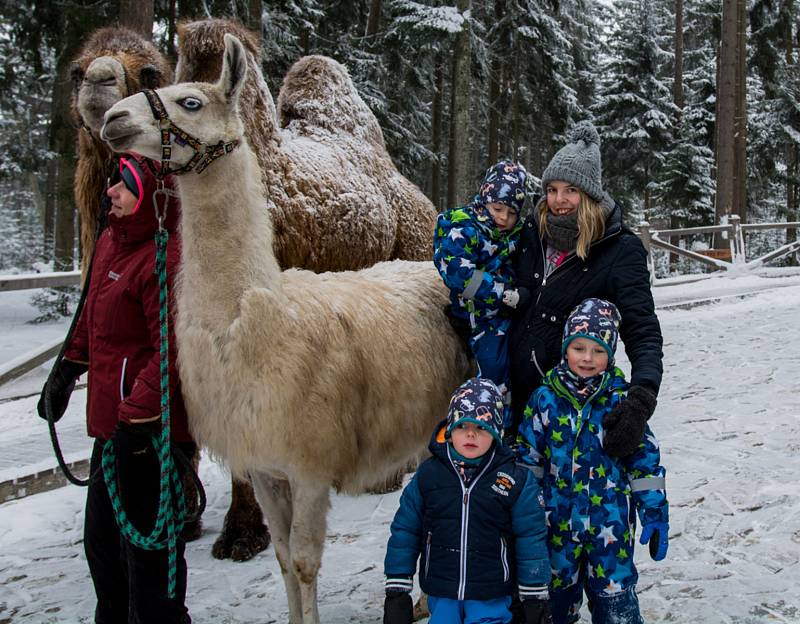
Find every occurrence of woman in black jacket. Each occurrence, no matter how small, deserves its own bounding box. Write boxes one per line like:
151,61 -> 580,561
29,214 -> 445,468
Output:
506,121 -> 663,458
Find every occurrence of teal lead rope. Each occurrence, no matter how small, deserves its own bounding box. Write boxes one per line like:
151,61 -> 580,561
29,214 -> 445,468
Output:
101,190 -> 185,599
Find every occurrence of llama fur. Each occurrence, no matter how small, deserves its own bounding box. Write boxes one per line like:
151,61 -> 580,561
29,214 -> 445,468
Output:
101,35 -> 469,623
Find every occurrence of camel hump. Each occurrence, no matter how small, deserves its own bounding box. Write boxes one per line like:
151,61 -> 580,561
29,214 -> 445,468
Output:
277,55 -> 385,149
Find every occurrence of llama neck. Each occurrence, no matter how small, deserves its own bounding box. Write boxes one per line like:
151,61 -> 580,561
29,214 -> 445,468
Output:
176,142 -> 281,329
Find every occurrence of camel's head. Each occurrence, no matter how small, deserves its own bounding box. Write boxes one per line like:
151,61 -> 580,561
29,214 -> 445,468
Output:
101,34 -> 248,168
71,27 -> 171,136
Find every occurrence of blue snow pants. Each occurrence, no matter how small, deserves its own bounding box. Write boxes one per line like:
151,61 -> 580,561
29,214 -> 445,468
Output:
428,595 -> 513,624
470,326 -> 511,428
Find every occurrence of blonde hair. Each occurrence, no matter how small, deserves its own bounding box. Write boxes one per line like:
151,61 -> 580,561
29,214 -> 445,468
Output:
538,190 -> 606,259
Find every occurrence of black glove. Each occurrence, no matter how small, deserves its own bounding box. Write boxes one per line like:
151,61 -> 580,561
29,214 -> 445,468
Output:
523,598 -> 553,624
112,420 -> 161,457
383,591 -> 413,624
37,360 -> 88,423
602,385 -> 657,458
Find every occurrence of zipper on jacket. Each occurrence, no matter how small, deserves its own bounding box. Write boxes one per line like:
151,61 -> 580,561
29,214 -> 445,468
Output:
119,357 -> 128,401
500,536 -> 509,582
565,382 -> 607,536
449,447 -> 496,601
424,532 -> 432,579
531,350 -> 546,378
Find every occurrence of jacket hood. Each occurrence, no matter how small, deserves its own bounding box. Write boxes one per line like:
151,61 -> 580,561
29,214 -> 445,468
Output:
109,155 -> 180,244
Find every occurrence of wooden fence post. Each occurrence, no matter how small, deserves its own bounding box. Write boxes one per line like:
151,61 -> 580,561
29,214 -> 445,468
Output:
639,221 -> 655,284
729,214 -> 745,264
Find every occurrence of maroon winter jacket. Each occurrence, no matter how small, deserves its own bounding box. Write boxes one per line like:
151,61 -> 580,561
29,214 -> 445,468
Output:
65,157 -> 191,442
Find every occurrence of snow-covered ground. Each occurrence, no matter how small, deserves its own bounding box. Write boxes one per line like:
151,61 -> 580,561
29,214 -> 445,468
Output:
2,272 -> 800,623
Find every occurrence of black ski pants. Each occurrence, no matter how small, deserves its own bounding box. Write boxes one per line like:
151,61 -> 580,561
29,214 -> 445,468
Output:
84,438 -> 195,624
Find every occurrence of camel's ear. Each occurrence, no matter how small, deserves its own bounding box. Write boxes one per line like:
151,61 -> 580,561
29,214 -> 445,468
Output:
70,63 -> 85,91
138,64 -> 163,90
218,34 -> 247,105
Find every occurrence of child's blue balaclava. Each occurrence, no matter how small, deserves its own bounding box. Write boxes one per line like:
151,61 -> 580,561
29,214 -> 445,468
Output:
445,377 -> 504,445
562,297 -> 621,366
477,160 -> 529,215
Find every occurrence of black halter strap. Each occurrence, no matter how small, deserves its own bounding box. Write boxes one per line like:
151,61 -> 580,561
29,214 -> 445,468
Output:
141,88 -> 239,178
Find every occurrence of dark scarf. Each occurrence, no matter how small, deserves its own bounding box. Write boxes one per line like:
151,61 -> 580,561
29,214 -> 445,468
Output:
545,211 -> 580,252
553,361 -> 607,406
543,198 -> 615,252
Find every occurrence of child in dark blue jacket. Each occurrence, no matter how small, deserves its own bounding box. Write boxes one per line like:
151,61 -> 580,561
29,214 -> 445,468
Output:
516,298 -> 669,624
433,161 -> 529,424
383,377 -> 552,624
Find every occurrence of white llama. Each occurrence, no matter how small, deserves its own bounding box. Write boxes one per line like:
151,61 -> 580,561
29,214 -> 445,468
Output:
101,35 -> 469,624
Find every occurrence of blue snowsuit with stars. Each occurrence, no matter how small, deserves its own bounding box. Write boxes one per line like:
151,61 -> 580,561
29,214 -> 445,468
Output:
433,203 -> 522,404
516,367 -> 668,624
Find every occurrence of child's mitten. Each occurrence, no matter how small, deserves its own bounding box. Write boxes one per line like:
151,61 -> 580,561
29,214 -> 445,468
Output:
523,597 -> 554,624
640,522 -> 669,561
602,385 -> 657,457
383,591 -> 413,624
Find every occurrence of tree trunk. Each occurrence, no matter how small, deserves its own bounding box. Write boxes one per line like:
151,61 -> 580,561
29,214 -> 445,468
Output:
671,0 -> 684,265
431,58 -> 444,210
487,0 -> 505,164
244,0 -> 263,44
166,0 -> 177,60
365,0 -> 382,38
674,0 -> 684,113
786,0 -> 798,262
118,0 -> 154,38
447,0 -> 472,207
734,0 -> 747,222
714,0 -> 738,245
43,160 -> 56,258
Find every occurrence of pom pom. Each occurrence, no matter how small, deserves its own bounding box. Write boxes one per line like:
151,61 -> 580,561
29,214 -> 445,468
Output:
567,120 -> 600,146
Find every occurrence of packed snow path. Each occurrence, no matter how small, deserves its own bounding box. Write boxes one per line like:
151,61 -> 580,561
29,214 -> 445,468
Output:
1,281 -> 800,622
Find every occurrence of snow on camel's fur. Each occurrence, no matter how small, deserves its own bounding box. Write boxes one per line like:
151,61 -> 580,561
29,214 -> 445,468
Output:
101,35 -> 469,623
70,27 -> 173,275
175,18 -> 436,271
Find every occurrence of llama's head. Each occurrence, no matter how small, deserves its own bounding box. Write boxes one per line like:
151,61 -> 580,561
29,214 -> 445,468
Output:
101,34 -> 247,168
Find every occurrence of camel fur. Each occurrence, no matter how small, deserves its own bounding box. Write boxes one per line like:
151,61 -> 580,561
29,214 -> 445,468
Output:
101,34 -> 469,624
175,18 -> 436,271
70,27 -> 173,275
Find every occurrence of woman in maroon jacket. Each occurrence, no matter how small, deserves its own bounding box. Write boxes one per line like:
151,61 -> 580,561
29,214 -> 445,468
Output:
39,155 -> 193,623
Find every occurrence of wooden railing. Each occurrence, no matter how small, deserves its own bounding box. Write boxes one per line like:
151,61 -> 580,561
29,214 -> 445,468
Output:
0,271 -> 80,387
638,215 -> 800,281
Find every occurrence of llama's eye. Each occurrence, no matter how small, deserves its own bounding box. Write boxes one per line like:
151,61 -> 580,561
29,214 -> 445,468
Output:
177,97 -> 202,111
99,78 -> 116,87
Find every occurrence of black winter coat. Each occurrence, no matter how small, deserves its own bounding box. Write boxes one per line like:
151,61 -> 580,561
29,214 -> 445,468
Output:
509,202 -> 663,424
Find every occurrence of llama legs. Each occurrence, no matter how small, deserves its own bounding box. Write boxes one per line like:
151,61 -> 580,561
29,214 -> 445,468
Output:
288,480 -> 330,624
251,472 -> 303,623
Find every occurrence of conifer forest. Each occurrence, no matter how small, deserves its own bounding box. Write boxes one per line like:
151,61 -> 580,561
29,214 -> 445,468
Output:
1,0 -> 799,301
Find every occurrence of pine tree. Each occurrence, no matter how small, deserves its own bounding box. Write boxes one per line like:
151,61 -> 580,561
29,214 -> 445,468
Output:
593,0 -> 677,220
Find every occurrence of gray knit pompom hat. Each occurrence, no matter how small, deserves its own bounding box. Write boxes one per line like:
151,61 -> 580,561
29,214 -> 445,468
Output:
541,121 -> 605,202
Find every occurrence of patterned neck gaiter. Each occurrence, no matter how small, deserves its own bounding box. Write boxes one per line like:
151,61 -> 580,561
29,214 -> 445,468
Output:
448,443 -> 484,485
553,361 -> 607,406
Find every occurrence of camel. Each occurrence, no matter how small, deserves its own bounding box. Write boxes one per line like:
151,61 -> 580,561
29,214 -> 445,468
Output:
174,18 -> 436,270
101,34 -> 469,623
70,27 -> 173,275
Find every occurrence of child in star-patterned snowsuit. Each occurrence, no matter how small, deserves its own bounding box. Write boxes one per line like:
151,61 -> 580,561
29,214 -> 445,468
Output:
516,298 -> 668,624
434,160 -> 529,425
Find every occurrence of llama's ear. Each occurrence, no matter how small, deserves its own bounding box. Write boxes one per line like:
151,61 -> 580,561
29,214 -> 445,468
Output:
218,34 -> 247,105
